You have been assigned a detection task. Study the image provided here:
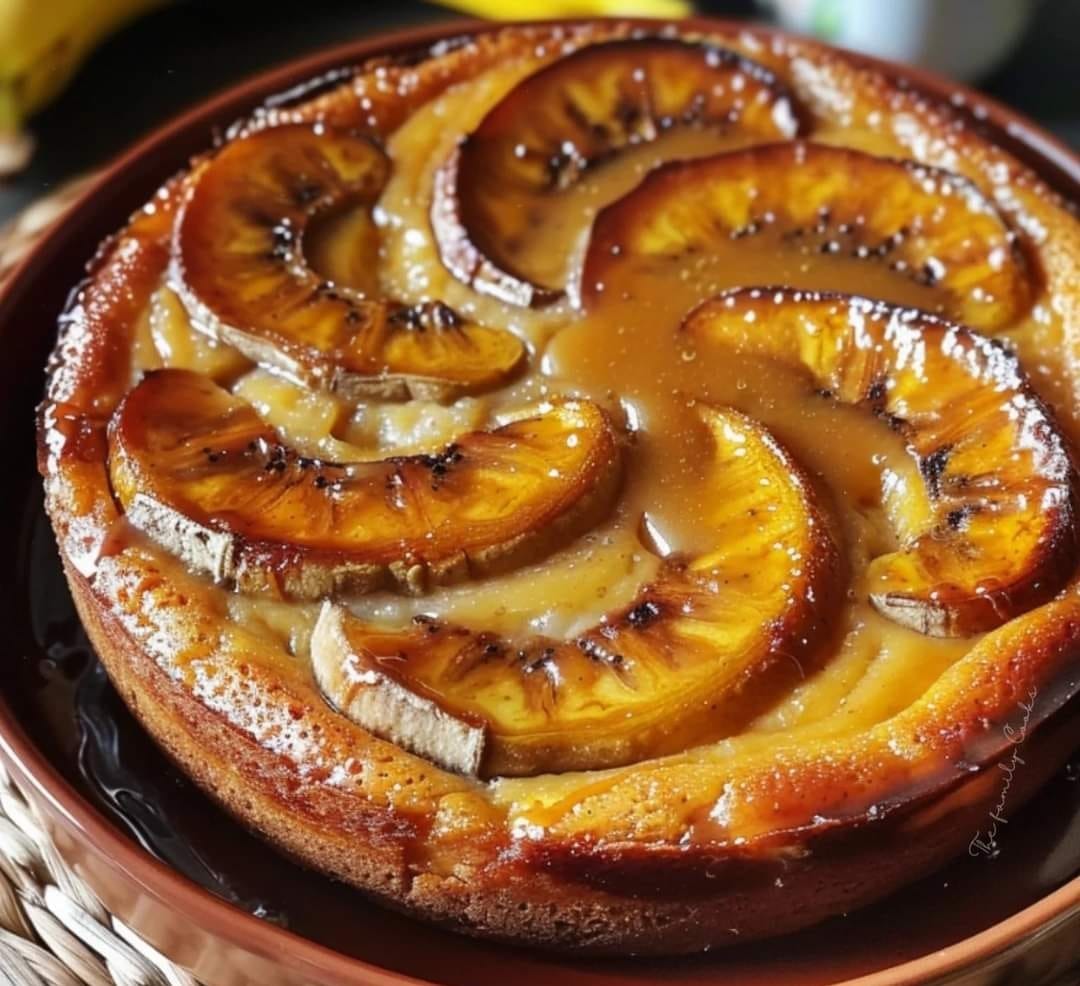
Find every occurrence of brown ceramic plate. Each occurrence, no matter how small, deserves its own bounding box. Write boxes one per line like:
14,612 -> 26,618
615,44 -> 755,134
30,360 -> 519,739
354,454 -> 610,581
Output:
2,18 -> 1079,986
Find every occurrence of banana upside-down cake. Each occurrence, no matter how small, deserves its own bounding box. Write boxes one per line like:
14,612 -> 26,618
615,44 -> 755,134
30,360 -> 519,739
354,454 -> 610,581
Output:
38,19 -> 1080,953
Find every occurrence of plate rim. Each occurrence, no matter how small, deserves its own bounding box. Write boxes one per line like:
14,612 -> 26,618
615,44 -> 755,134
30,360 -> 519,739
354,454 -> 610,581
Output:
3,14 -> 1079,986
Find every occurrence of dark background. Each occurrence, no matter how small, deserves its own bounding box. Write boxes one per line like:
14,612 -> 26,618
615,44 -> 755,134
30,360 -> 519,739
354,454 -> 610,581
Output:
1,0 -> 1077,222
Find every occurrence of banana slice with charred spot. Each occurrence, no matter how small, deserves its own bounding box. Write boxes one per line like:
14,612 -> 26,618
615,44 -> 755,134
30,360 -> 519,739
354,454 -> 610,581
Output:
685,288 -> 1077,637
174,124 -> 524,400
432,38 -> 802,307
581,141 -> 1032,329
312,407 -> 842,777
108,369 -> 621,599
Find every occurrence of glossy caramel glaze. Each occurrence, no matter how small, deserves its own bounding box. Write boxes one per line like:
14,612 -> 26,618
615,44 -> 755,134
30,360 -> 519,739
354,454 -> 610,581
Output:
432,37 -> 803,305
38,20 -> 1080,953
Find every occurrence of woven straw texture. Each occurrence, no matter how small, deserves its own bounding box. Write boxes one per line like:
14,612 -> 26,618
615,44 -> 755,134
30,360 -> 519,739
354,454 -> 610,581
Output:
0,179 -> 93,283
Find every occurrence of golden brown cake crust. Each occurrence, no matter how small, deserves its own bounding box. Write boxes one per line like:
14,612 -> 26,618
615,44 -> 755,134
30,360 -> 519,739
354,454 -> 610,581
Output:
39,19 -> 1080,954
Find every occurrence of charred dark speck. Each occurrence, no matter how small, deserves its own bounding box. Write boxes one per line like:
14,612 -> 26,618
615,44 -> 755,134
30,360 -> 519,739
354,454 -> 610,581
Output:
269,219 -> 295,260
419,444 -> 464,474
615,98 -> 645,132
946,505 -> 977,531
413,614 -> 442,634
865,378 -> 888,405
418,443 -> 464,490
917,262 -> 941,286
921,444 -> 953,497
261,443 -> 289,474
290,179 -> 324,206
627,599 -> 662,629
390,300 -> 463,332
811,207 -> 833,236
545,147 -> 586,191
875,409 -> 907,433
546,151 -> 569,184
523,647 -> 558,674
577,637 -> 625,667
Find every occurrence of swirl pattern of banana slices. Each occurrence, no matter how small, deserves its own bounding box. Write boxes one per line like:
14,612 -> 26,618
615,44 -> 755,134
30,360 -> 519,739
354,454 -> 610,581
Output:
92,33 -> 1080,789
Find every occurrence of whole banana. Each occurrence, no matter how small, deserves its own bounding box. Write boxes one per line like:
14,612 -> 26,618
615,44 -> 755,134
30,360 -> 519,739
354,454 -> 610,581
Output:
0,0 -> 163,171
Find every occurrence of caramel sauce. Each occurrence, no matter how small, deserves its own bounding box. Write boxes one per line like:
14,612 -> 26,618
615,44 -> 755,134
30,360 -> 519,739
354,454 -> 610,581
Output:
117,54 -> 1010,761
116,45 -> 1079,791
543,245 -> 942,557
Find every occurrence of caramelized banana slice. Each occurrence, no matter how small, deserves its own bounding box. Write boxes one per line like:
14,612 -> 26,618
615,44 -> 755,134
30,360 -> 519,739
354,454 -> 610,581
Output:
174,124 -> 524,400
108,369 -> 620,599
432,38 -> 801,307
582,142 -> 1032,329
312,407 -> 841,777
685,289 -> 1076,636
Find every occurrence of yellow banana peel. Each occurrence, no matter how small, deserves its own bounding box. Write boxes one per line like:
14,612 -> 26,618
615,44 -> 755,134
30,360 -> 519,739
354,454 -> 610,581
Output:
434,0 -> 691,20
0,0 -> 163,167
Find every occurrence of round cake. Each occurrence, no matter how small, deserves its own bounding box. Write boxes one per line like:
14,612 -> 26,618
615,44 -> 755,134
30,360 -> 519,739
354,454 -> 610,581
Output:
37,19 -> 1080,954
